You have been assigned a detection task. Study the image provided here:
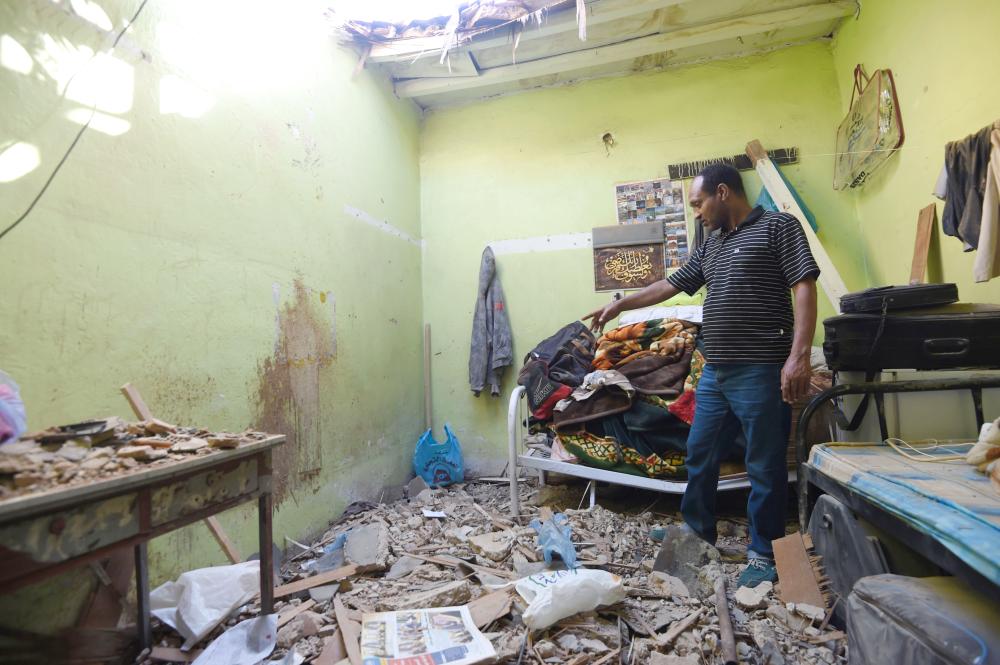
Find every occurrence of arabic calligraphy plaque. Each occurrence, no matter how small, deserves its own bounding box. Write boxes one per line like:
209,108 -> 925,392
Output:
594,244 -> 664,292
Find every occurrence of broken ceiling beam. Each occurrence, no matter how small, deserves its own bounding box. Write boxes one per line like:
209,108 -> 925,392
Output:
369,0 -> 692,63
395,1 -> 857,98
747,139 -> 848,310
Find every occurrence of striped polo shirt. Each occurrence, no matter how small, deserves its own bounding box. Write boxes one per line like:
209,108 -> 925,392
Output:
667,206 -> 820,364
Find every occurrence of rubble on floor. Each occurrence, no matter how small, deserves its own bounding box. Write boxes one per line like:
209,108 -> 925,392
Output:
0,416 -> 271,498
138,480 -> 847,664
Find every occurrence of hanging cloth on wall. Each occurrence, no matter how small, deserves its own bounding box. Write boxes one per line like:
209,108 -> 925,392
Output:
972,122 -> 1000,282
469,246 -> 513,397
833,65 -> 904,190
942,125 -> 993,251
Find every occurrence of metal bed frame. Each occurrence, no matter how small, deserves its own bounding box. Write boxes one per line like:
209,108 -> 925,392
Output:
795,375 -> 1000,601
506,385 -> 772,520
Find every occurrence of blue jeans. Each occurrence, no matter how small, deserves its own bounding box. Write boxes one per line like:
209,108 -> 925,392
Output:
680,363 -> 791,558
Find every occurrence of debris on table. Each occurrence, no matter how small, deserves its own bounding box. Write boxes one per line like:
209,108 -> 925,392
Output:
0,416 -> 271,498
137,480 -> 847,665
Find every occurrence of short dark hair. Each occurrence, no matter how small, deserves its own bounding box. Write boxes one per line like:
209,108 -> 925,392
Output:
697,163 -> 745,197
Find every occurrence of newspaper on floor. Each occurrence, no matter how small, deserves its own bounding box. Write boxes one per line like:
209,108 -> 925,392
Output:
360,605 -> 497,665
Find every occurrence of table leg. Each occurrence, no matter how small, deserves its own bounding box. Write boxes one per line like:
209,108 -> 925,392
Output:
258,491 -> 274,615
134,542 -> 151,652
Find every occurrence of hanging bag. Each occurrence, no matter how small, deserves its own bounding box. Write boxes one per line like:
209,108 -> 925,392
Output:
412,424 -> 464,487
834,65 -> 904,190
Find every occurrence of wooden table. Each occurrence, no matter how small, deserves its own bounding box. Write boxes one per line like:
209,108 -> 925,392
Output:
0,435 -> 284,651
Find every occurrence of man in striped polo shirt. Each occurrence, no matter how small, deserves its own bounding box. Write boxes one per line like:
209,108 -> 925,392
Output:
584,164 -> 819,587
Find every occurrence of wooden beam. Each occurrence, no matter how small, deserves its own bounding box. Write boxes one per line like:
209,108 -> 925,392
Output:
909,204 -> 937,285
370,0 -> 692,63
747,139 -> 847,312
204,516 -> 242,564
273,564 -> 362,599
120,382 -> 152,420
395,1 -> 856,98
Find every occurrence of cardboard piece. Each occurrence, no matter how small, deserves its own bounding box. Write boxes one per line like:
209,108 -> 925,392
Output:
773,532 -> 826,608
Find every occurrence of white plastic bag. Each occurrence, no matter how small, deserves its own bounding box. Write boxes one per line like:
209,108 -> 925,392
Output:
515,568 -> 626,630
150,561 -> 260,649
191,614 -> 277,665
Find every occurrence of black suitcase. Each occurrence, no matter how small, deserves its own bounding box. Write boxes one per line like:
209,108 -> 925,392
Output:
840,283 -> 958,313
823,303 -> 1000,371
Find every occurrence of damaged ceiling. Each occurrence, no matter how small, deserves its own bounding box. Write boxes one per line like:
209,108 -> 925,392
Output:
335,0 -> 859,109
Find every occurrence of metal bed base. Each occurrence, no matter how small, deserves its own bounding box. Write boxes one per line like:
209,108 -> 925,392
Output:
795,375 -> 1000,600
507,385 -> 769,520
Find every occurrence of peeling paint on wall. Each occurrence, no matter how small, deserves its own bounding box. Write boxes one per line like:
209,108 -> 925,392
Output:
343,204 -> 422,247
254,279 -> 336,502
489,231 -> 592,255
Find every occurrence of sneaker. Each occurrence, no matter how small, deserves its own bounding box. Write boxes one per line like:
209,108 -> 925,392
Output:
738,556 -> 777,588
649,526 -> 667,542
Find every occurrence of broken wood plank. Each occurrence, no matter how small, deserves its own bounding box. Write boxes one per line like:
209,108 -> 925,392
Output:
472,502 -> 514,529
747,139 -> 848,311
149,647 -> 201,662
204,516 -> 241,564
592,649 -> 621,665
772,532 -> 826,608
910,203 -> 937,284
658,608 -> 703,646
806,629 -> 847,644
120,382 -> 152,420
402,552 -> 517,580
468,589 -> 514,628
334,596 -> 363,665
315,629 -> 348,665
277,599 -> 316,629
274,564 -> 362,599
78,549 -> 133,629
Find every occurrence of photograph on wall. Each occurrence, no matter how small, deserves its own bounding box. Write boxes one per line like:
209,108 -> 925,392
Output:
614,178 -> 690,271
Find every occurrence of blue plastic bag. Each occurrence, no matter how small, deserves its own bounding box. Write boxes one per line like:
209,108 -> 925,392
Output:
530,513 -> 578,569
413,424 -> 464,488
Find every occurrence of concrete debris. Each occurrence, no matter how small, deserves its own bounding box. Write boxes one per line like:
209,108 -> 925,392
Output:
385,555 -> 421,580
136,480 -> 845,665
766,604 -> 811,632
735,580 -> 773,609
0,417 -> 270,497
649,572 -> 690,598
650,653 -> 700,665
344,523 -> 390,570
468,530 -> 514,561
406,475 -> 429,498
170,437 -> 208,453
308,585 -> 339,604
652,523 -> 720,596
789,602 -> 825,622
386,580 -> 473,611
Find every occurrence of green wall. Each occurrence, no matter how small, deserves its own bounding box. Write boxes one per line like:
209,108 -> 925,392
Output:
831,0 -> 1000,301
421,42 -> 864,472
0,0 -> 423,629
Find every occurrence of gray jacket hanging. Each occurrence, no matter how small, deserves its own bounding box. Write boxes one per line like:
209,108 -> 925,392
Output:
469,246 -> 513,397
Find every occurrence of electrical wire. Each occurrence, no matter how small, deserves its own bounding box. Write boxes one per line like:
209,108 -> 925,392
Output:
0,0 -> 151,243
883,437 -> 968,463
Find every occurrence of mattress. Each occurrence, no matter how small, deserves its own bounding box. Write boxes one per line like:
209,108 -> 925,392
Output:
808,441 -> 1000,585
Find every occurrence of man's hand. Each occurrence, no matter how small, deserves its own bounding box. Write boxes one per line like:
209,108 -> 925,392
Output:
781,351 -> 811,405
582,301 -> 621,334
